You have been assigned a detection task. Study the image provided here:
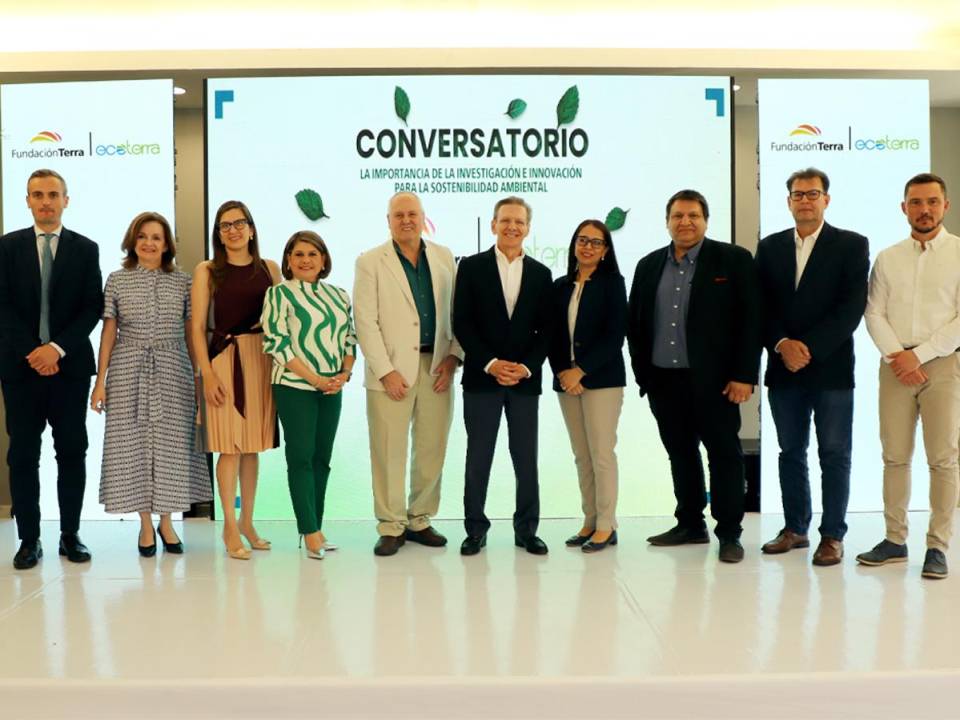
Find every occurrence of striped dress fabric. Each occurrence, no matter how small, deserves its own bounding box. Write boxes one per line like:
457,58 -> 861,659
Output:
98,267 -> 212,513
261,279 -> 357,390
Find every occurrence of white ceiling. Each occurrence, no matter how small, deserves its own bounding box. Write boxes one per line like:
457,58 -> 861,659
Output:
1,1 -> 960,107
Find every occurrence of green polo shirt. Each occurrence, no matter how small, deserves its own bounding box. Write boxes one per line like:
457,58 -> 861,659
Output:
394,240 -> 436,348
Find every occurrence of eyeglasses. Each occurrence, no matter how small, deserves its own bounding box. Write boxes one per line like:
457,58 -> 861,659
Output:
218,218 -> 250,232
575,236 -> 605,249
789,190 -> 824,201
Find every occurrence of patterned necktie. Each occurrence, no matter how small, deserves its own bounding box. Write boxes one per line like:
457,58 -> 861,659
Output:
39,233 -> 54,343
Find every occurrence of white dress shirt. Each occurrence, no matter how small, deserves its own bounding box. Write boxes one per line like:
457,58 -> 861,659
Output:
774,222 -> 825,353
34,224 -> 65,358
34,224 -> 61,267
865,227 -> 960,365
794,221 -> 824,288
484,245 -> 530,377
494,244 -> 524,318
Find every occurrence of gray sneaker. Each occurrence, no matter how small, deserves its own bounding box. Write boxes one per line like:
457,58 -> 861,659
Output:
922,548 -> 948,579
856,539 -> 908,566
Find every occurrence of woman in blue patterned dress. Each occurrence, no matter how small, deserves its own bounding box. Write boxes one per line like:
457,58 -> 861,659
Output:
261,231 -> 356,559
91,212 -> 211,556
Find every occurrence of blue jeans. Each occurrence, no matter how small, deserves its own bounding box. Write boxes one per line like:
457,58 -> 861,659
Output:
767,385 -> 853,540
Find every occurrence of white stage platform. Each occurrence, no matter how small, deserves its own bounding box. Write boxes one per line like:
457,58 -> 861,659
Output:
1,513 -> 958,719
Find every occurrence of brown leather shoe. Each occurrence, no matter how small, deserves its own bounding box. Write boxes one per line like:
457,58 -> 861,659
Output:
761,529 -> 810,554
373,534 -> 405,557
812,537 -> 843,566
405,526 -> 448,547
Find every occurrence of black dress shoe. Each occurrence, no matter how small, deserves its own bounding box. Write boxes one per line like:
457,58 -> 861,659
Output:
565,532 -> 593,547
515,535 -> 549,555
374,534 -> 405,556
582,530 -> 618,554
139,528 -> 157,558
460,534 -> 486,556
646,525 -> 710,546
157,524 -> 184,554
59,533 -> 91,563
405,526 -> 448,547
13,539 -> 42,570
718,539 -> 745,563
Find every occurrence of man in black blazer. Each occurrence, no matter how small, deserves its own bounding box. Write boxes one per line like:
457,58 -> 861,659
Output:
755,168 -> 869,566
0,169 -> 103,569
454,196 -> 553,556
627,189 -> 761,563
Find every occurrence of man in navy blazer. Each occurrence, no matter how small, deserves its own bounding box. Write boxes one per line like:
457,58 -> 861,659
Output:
0,169 -> 103,569
453,196 -> 553,556
627,189 -> 761,563
755,168 -> 869,566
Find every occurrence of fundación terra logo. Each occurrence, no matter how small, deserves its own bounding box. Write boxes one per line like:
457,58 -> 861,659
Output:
772,123 -> 843,152
771,123 -> 922,153
789,124 -> 821,137
12,130 -> 85,159
30,130 -> 63,143
10,129 -> 162,160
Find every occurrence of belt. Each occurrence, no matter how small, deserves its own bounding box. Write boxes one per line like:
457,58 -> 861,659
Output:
116,337 -> 186,432
419,344 -> 434,354
208,327 -> 264,418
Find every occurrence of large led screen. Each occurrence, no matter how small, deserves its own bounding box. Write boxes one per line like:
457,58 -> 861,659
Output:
1,79 -> 175,521
206,75 -> 733,521
758,79 -> 930,514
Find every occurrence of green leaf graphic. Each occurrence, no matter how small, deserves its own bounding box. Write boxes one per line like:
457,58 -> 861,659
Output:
296,189 -> 329,221
394,86 -> 411,126
605,207 -> 628,232
505,98 -> 527,119
556,85 -> 580,127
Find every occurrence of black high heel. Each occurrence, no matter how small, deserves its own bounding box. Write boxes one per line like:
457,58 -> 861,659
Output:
138,528 -> 157,558
157,523 -> 183,554
582,530 -> 618,554
565,531 -> 593,547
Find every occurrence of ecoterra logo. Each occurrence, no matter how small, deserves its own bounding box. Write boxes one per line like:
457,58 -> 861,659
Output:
92,132 -> 162,157
770,124 -> 922,153
9,131 -> 162,160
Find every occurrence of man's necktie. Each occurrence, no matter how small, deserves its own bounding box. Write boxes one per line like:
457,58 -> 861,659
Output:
39,233 -> 54,343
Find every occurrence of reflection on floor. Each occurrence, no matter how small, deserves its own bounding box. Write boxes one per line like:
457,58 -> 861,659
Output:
1,513 -> 958,719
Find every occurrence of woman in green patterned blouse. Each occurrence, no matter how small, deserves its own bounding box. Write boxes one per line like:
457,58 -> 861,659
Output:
261,231 -> 357,559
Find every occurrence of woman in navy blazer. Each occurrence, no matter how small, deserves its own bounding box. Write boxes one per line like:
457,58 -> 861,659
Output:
548,220 -> 627,553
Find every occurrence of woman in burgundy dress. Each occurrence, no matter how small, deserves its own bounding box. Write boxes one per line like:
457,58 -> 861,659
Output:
191,201 -> 281,559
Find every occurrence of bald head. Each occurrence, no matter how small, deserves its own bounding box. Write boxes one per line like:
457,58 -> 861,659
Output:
387,192 -> 425,246
388,191 -> 423,215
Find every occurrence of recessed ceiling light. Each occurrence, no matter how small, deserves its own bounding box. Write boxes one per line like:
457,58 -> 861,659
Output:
732,84 -> 742,92
173,86 -> 186,96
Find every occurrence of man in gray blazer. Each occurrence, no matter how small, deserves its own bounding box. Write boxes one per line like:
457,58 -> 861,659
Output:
354,192 -> 462,556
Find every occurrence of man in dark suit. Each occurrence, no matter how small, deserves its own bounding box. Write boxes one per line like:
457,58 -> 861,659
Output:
0,169 -> 103,569
756,168 -> 869,566
454,196 -> 553,556
627,189 -> 761,563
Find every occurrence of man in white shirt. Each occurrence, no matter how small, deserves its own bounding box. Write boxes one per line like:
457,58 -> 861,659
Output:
859,172 -> 960,579
453,196 -> 554,556
354,192 -> 462,557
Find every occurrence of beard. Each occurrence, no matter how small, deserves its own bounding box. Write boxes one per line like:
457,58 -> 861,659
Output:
911,216 -> 942,235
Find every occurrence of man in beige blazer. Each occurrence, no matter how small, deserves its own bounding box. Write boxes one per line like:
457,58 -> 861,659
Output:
354,192 -> 463,556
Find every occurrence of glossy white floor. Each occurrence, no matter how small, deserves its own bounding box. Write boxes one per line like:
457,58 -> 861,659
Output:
1,513 -> 959,719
